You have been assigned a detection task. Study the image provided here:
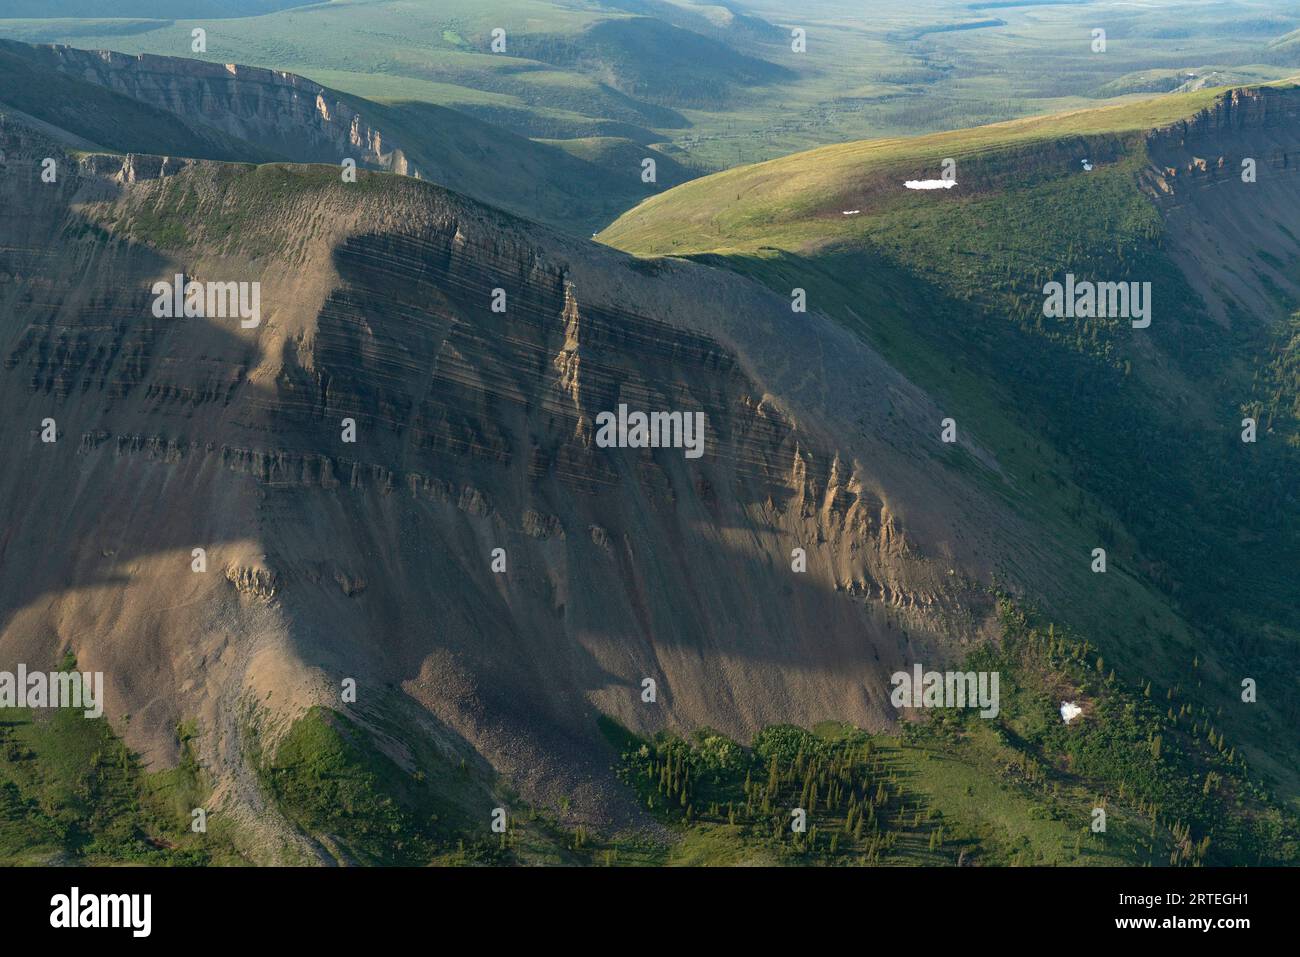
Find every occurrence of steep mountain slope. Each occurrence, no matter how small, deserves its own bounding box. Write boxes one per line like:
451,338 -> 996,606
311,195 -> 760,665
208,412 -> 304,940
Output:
0,109 -> 1081,859
0,40 -> 694,233
602,82 -> 1300,803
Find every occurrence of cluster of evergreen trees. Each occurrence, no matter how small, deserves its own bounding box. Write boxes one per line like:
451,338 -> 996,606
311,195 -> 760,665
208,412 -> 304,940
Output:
616,724 -> 951,863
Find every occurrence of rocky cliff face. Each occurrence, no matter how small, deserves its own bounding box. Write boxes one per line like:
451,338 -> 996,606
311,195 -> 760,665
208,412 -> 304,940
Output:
1143,86 -> 1300,327
1154,86 -> 1300,144
1147,87 -> 1300,185
0,119 -> 1049,853
9,42 -> 418,176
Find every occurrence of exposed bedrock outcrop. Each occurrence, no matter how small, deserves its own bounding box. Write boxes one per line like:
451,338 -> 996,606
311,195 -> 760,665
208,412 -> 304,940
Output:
1147,87 -> 1300,182
1142,87 -> 1300,327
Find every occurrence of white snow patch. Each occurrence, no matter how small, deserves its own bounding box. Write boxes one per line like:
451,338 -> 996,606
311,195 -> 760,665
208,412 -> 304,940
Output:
904,179 -> 957,190
1060,701 -> 1083,724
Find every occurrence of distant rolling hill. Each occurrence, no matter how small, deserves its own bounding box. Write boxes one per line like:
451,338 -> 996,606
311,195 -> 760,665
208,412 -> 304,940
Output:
4,0 -> 1300,175
508,15 -> 794,110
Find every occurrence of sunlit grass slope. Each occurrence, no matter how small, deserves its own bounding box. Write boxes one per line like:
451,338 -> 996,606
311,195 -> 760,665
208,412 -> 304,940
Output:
599,84 -> 1276,256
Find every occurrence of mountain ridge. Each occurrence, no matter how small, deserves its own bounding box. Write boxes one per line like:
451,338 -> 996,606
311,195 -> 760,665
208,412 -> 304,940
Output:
0,38 -> 697,234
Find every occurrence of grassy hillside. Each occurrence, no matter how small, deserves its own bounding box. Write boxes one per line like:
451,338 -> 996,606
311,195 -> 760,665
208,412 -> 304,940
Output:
597,84 -> 1244,255
508,16 -> 793,110
602,601 -> 1297,866
254,707 -> 504,866
0,657 -> 243,865
601,83 -> 1300,812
